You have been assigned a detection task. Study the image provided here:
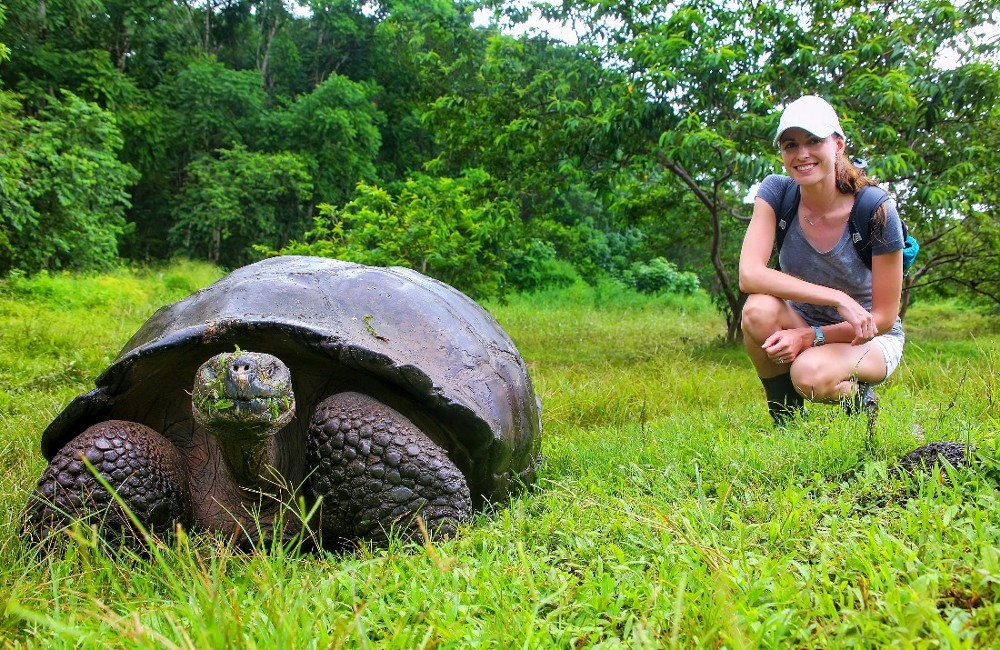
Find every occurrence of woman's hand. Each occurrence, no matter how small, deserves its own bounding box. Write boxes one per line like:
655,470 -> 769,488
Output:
833,292 -> 878,344
761,327 -> 812,364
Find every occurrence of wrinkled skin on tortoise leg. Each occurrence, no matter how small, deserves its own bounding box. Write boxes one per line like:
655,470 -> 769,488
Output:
24,420 -> 191,545
307,392 -> 473,547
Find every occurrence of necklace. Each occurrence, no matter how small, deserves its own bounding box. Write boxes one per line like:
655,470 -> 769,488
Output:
802,208 -> 846,227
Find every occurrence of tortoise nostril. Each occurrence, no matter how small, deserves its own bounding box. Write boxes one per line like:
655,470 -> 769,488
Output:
224,357 -> 259,393
230,358 -> 256,374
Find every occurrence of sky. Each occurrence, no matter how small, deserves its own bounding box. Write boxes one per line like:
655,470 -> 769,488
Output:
472,4 -> 580,44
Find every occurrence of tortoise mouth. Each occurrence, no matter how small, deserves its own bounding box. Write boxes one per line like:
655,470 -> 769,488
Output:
229,397 -> 281,415
201,394 -> 294,421
193,393 -> 296,435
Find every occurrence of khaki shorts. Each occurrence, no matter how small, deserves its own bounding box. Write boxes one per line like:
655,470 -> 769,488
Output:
872,328 -> 905,383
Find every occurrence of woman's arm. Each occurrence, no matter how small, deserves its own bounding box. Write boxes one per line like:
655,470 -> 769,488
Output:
870,249 -> 903,334
738,196 -> 783,294
800,251 -> 901,346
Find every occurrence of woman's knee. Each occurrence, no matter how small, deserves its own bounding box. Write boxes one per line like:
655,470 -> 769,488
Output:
790,353 -> 843,401
741,294 -> 785,339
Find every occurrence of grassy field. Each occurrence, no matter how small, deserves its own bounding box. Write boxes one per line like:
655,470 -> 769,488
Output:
1,262 -> 998,648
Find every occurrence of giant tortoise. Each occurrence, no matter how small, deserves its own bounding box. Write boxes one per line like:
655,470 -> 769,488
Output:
26,256 -> 542,548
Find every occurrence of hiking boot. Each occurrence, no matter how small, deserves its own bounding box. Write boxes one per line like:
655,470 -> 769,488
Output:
762,373 -> 805,428
769,402 -> 805,428
843,382 -> 878,422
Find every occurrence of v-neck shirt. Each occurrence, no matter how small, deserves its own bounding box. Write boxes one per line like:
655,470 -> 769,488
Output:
757,174 -> 905,332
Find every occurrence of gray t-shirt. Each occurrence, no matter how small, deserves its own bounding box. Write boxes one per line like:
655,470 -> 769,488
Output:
757,174 -> 905,334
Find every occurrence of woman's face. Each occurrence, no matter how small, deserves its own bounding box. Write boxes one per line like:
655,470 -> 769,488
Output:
777,128 -> 844,188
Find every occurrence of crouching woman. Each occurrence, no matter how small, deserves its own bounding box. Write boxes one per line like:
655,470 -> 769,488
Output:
739,95 -> 906,426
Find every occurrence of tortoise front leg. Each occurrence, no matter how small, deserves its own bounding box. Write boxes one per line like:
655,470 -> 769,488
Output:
307,392 -> 472,547
25,420 -> 191,544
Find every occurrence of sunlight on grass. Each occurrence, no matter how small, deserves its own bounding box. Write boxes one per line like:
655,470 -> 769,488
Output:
1,264 -> 998,647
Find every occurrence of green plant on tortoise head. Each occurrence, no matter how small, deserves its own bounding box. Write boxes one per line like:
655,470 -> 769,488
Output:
193,351 -> 236,419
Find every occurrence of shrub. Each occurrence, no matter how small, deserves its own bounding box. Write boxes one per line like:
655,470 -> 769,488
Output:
621,257 -> 700,295
504,239 -> 579,293
1,92 -> 138,274
271,170 -> 516,299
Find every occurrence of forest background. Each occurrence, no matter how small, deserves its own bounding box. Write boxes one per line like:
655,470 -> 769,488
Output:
1,0 -> 998,339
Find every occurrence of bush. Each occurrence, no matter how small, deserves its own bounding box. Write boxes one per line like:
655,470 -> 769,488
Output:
272,170 -> 516,299
621,257 -> 700,295
504,239 -> 579,293
1,92 -> 138,274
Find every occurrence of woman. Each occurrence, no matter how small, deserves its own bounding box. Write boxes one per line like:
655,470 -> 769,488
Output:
739,95 -> 905,426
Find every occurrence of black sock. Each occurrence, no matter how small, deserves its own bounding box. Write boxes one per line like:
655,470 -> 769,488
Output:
760,373 -> 804,426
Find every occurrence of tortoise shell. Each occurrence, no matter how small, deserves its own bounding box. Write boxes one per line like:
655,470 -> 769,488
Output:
41,256 -> 542,506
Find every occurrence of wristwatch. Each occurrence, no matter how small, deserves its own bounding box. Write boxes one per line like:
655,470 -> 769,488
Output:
811,326 -> 826,347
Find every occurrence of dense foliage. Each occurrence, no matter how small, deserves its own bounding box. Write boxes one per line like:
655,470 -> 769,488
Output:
274,169 -> 517,296
0,1 -> 998,326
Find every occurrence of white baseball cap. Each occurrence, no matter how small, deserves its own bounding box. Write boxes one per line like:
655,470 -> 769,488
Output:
773,95 -> 845,146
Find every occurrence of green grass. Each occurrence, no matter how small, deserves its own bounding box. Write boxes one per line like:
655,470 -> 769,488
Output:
2,264 -> 998,648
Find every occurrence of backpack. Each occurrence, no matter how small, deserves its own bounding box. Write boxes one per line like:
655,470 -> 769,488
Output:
774,182 -> 920,274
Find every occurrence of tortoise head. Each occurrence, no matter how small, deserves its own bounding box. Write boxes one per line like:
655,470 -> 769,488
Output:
192,351 -> 295,435
192,350 -> 296,487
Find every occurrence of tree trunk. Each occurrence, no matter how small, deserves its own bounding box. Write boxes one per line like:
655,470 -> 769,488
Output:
660,155 -> 745,342
313,20 -> 325,88
728,293 -> 747,342
37,0 -> 47,40
258,14 -> 281,93
900,277 -> 913,320
210,227 -> 221,265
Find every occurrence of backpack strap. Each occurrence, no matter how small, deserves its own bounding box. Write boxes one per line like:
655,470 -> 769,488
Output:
847,185 -> 891,270
773,182 -> 800,270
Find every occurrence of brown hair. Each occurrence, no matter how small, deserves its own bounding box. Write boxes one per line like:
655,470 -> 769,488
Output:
834,139 -> 888,228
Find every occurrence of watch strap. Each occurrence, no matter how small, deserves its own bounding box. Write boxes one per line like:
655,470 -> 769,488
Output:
811,326 -> 825,347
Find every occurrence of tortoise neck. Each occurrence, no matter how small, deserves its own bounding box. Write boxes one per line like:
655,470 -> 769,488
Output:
217,434 -> 283,492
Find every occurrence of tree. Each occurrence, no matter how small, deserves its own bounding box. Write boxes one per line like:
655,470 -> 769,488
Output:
363,0 -> 487,177
0,94 -> 31,275
902,94 -> 1000,310
0,2 -> 9,64
2,92 -> 138,273
170,145 -> 313,267
0,9 -> 32,274
106,55 -> 269,259
297,0 -> 375,90
0,0 -> 168,110
263,71 -> 384,205
274,169 -> 517,298
423,30 -> 657,283
160,56 -> 267,160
